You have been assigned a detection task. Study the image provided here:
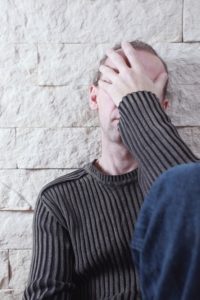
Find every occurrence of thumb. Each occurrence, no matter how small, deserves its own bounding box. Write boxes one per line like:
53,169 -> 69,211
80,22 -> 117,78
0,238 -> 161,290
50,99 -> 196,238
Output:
155,72 -> 168,94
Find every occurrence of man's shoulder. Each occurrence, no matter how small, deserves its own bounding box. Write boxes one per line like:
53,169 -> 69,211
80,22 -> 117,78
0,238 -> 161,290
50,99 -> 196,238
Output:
39,167 -> 88,197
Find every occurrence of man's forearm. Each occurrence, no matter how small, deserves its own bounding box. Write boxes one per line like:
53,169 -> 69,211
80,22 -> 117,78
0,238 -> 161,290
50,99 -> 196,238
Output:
117,90 -> 200,196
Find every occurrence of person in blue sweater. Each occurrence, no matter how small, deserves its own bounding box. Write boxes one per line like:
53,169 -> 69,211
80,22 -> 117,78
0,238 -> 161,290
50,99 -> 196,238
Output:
131,162 -> 200,300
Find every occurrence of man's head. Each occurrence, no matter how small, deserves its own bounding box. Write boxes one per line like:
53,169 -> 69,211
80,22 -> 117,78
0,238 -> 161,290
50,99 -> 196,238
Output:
88,40 -> 169,142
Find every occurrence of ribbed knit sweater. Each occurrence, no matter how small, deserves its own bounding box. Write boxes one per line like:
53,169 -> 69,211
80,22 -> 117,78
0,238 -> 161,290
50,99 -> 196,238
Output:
22,91 -> 200,300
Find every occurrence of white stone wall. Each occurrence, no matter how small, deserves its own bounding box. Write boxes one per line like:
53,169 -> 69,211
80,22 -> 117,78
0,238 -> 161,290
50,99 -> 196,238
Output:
0,0 -> 199,298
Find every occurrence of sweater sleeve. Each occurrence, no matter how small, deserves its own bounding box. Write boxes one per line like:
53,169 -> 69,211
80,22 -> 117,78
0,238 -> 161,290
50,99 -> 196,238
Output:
22,192 -> 76,300
117,90 -> 200,197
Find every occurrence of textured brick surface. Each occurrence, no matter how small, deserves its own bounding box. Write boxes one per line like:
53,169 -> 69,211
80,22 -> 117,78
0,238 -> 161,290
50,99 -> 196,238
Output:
184,0 -> 200,41
0,212 -> 32,249
0,86 -> 98,127
16,127 -> 101,168
0,250 -> 9,289
0,0 -> 199,295
0,169 -> 71,210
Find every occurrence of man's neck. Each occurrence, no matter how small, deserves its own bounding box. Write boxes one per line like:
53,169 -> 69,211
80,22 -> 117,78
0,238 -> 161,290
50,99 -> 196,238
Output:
96,150 -> 138,176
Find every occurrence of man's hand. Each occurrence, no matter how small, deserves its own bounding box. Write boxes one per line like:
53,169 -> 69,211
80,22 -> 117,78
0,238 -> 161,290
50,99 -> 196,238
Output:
98,41 -> 168,107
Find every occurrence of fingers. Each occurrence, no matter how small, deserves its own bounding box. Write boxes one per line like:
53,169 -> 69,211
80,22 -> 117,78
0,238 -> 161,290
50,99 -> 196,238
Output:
99,65 -> 118,83
98,79 -> 111,91
106,48 -> 128,72
121,41 -> 145,73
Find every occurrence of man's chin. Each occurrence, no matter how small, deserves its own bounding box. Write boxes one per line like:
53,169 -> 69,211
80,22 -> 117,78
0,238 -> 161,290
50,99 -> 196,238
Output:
109,130 -> 122,143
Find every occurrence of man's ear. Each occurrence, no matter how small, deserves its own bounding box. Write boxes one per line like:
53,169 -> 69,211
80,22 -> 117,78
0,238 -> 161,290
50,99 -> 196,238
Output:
161,98 -> 170,111
88,84 -> 99,110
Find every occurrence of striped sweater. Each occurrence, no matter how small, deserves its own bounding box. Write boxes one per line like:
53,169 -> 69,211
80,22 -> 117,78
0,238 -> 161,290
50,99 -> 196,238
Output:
22,91 -> 200,300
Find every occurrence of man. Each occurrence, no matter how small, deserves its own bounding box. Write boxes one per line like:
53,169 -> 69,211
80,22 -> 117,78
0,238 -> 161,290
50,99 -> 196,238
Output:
22,41 -> 199,299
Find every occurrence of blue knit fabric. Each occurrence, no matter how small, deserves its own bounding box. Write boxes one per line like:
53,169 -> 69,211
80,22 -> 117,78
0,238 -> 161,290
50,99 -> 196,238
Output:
131,162 -> 200,300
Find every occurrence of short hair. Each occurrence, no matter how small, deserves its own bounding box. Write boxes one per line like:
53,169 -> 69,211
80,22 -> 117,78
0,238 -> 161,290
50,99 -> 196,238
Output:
93,40 -> 169,100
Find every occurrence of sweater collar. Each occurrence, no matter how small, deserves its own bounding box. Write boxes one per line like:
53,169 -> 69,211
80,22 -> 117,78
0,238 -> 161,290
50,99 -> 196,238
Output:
83,158 -> 138,186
